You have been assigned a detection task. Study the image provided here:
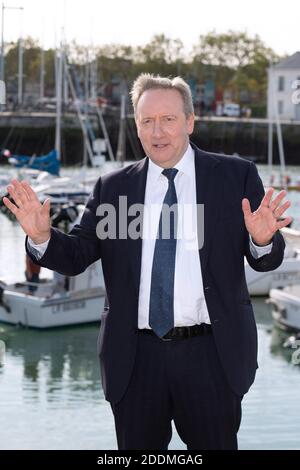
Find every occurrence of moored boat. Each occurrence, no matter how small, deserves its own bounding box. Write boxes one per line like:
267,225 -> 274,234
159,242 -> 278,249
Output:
0,261 -> 105,329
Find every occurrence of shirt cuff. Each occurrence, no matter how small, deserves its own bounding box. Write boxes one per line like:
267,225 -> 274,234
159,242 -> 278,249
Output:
249,236 -> 273,259
27,237 -> 50,261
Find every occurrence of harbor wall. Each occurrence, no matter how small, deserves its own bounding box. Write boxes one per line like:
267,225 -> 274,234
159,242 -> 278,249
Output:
0,114 -> 299,165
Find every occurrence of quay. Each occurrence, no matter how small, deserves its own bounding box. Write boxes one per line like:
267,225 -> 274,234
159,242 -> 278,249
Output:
1,112 -> 300,165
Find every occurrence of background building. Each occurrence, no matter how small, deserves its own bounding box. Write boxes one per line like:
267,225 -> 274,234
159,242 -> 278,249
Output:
268,51 -> 300,121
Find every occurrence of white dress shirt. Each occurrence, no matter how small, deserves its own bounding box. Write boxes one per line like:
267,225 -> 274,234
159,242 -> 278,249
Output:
28,145 -> 272,328
138,145 -> 211,327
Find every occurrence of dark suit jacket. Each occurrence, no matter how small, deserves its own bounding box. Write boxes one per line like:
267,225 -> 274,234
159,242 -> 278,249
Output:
26,143 -> 285,404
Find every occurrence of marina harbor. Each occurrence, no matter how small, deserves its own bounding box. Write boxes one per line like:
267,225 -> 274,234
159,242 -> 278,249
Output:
1,0 -> 300,452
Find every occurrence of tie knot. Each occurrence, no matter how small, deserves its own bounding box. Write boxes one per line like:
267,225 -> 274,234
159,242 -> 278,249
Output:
162,168 -> 178,182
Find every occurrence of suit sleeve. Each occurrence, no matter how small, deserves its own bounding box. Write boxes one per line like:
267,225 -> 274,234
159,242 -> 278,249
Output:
25,177 -> 102,276
243,162 -> 285,272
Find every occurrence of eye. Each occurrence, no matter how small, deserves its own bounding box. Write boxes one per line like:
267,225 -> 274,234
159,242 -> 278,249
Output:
142,119 -> 152,125
164,116 -> 175,122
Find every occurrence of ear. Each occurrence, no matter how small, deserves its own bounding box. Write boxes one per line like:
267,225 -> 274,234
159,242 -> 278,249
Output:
187,113 -> 195,135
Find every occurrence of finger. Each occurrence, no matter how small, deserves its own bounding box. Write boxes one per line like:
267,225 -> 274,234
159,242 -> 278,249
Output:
269,190 -> 287,212
276,217 -> 293,230
6,184 -> 23,207
11,178 -> 25,192
242,198 -> 252,217
8,179 -> 29,206
261,187 -> 275,207
20,181 -> 32,202
2,196 -> 20,216
20,180 -> 39,202
41,198 -> 51,215
273,200 -> 291,218
11,179 -> 30,198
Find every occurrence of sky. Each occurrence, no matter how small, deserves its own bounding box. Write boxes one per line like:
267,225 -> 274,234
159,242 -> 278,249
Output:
1,0 -> 300,56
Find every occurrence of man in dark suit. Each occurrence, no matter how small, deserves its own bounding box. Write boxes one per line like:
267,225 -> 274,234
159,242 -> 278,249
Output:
3,74 -> 290,450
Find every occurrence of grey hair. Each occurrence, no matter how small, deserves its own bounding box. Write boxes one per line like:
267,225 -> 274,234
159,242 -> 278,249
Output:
130,73 -> 194,118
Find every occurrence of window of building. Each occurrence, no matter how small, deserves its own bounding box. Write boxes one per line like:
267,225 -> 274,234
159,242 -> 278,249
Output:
278,100 -> 284,114
278,76 -> 285,91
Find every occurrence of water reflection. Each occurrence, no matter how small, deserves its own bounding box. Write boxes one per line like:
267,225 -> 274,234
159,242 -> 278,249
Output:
252,296 -> 273,325
0,323 -> 115,450
269,324 -> 300,367
252,296 -> 300,368
0,323 -> 101,397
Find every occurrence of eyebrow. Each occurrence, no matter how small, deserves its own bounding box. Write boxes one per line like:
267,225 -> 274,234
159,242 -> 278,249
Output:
141,114 -> 177,120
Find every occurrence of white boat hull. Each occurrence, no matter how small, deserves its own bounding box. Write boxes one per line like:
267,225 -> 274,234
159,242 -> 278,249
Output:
0,288 -> 104,329
268,285 -> 300,331
245,255 -> 300,296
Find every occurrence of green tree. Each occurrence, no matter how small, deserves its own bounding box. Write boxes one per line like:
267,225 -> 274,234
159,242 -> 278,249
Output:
3,31 -> 282,110
192,31 -> 279,106
134,34 -> 184,76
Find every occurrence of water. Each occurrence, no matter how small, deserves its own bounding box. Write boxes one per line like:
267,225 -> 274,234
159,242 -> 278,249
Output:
0,164 -> 300,450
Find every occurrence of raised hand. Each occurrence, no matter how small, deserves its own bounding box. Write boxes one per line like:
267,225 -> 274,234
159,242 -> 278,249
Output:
242,188 -> 292,246
2,179 -> 51,244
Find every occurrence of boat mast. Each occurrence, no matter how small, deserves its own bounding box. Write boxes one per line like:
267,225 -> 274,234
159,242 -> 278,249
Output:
267,68 -> 273,180
269,63 -> 286,189
55,40 -> 63,162
116,95 -> 126,166
17,7 -> 24,108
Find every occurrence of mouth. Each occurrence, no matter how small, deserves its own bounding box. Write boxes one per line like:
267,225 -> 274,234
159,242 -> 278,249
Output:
152,144 -> 169,149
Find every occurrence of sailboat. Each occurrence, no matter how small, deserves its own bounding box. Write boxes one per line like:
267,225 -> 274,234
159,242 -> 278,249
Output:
6,149 -> 60,176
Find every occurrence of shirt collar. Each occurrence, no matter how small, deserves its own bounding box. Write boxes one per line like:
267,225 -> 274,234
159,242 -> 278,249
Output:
147,144 -> 194,182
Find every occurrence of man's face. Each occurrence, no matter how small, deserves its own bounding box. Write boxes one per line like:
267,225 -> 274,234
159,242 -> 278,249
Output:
135,88 -> 195,168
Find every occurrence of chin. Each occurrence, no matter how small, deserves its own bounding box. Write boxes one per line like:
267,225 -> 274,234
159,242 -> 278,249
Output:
152,156 -> 173,167
152,150 -> 175,162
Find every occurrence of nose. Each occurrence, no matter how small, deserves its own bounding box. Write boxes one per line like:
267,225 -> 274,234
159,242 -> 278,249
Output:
152,119 -> 164,138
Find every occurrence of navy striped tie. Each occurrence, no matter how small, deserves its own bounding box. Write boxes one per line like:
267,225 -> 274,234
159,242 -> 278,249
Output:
149,168 -> 178,338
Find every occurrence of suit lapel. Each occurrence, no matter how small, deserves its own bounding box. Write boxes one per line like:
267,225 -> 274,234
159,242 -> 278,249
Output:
125,157 -> 149,296
193,144 -> 223,276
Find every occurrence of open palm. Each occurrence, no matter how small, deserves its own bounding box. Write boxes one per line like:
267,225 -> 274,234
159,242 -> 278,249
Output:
242,188 -> 292,246
2,179 -> 51,244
